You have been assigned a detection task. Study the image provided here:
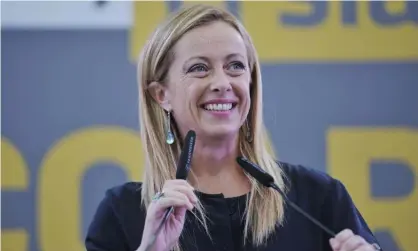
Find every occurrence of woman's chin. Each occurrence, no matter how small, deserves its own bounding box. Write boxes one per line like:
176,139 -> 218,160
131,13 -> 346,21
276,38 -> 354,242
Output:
198,126 -> 239,140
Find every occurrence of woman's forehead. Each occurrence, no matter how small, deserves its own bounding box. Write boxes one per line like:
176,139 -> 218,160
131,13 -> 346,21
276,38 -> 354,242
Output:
172,22 -> 247,61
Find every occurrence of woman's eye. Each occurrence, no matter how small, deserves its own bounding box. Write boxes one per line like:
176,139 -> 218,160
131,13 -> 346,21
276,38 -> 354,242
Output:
188,64 -> 208,73
228,61 -> 246,71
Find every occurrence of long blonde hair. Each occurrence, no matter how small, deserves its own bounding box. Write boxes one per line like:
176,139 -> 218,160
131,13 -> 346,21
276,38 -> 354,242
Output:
137,4 -> 287,249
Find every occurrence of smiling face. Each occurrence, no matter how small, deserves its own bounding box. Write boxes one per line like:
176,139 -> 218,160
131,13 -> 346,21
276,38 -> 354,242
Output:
151,21 -> 252,141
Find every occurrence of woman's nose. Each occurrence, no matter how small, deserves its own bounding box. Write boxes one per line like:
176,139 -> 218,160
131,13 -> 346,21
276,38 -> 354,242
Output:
209,70 -> 232,92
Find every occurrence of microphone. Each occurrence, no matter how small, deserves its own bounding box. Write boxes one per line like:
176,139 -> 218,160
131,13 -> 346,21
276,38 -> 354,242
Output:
145,130 -> 196,251
236,156 -> 337,237
175,130 -> 196,180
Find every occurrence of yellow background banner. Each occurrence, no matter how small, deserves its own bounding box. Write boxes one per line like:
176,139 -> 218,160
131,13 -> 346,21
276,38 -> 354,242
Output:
130,1 -> 418,62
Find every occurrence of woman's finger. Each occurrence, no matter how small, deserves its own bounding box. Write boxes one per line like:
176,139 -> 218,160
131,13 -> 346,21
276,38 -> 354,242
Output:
163,190 -> 195,208
330,229 -> 354,250
153,192 -> 194,211
162,180 -> 197,204
163,179 -> 194,191
167,184 -> 198,204
339,235 -> 366,251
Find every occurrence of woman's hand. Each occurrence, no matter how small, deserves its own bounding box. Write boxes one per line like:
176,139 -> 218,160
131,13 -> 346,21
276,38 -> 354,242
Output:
138,180 -> 198,251
330,229 -> 381,251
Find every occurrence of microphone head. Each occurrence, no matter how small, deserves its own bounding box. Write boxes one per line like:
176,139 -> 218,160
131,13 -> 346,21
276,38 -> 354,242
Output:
236,156 -> 274,187
176,130 -> 196,180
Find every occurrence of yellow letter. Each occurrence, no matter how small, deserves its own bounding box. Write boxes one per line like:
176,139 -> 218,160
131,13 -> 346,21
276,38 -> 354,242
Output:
241,1 -> 417,61
1,137 -> 29,251
129,1 -> 229,63
241,1 -> 330,62
38,127 -> 144,251
181,1 -> 226,9
327,128 -> 418,251
130,1 -> 169,62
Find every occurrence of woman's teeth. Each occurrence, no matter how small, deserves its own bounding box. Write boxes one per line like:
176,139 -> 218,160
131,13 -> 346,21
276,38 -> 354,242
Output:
204,103 -> 233,111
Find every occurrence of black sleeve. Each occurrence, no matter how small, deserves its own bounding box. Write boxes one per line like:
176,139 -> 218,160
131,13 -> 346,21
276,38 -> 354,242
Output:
322,178 -> 382,250
85,189 -> 130,251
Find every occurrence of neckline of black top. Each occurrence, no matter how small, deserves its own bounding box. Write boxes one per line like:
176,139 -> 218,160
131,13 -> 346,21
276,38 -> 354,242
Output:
194,190 -> 249,201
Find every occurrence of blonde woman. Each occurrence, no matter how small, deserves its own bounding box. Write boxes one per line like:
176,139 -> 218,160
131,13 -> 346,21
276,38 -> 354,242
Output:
86,5 -> 381,251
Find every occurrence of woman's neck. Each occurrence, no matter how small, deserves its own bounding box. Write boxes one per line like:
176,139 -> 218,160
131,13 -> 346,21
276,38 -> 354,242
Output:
188,136 -> 251,197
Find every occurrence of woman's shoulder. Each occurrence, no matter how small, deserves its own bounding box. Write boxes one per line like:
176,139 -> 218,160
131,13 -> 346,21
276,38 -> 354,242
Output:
278,161 -> 339,195
99,181 -> 145,211
106,181 -> 144,201
277,161 -> 379,246
276,160 -> 356,213
101,181 -> 147,219
85,182 -> 146,251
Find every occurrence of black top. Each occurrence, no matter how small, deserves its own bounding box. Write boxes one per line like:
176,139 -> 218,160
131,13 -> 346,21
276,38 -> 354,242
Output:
85,162 -> 381,251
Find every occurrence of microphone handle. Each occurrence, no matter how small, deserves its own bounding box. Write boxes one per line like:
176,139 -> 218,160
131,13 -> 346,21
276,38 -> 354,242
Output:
269,182 -> 337,238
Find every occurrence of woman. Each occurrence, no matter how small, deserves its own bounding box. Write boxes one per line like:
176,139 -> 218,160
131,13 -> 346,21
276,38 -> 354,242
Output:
86,4 -> 382,251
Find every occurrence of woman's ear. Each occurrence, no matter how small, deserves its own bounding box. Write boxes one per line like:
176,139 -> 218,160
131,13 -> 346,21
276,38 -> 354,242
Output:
148,81 -> 172,111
